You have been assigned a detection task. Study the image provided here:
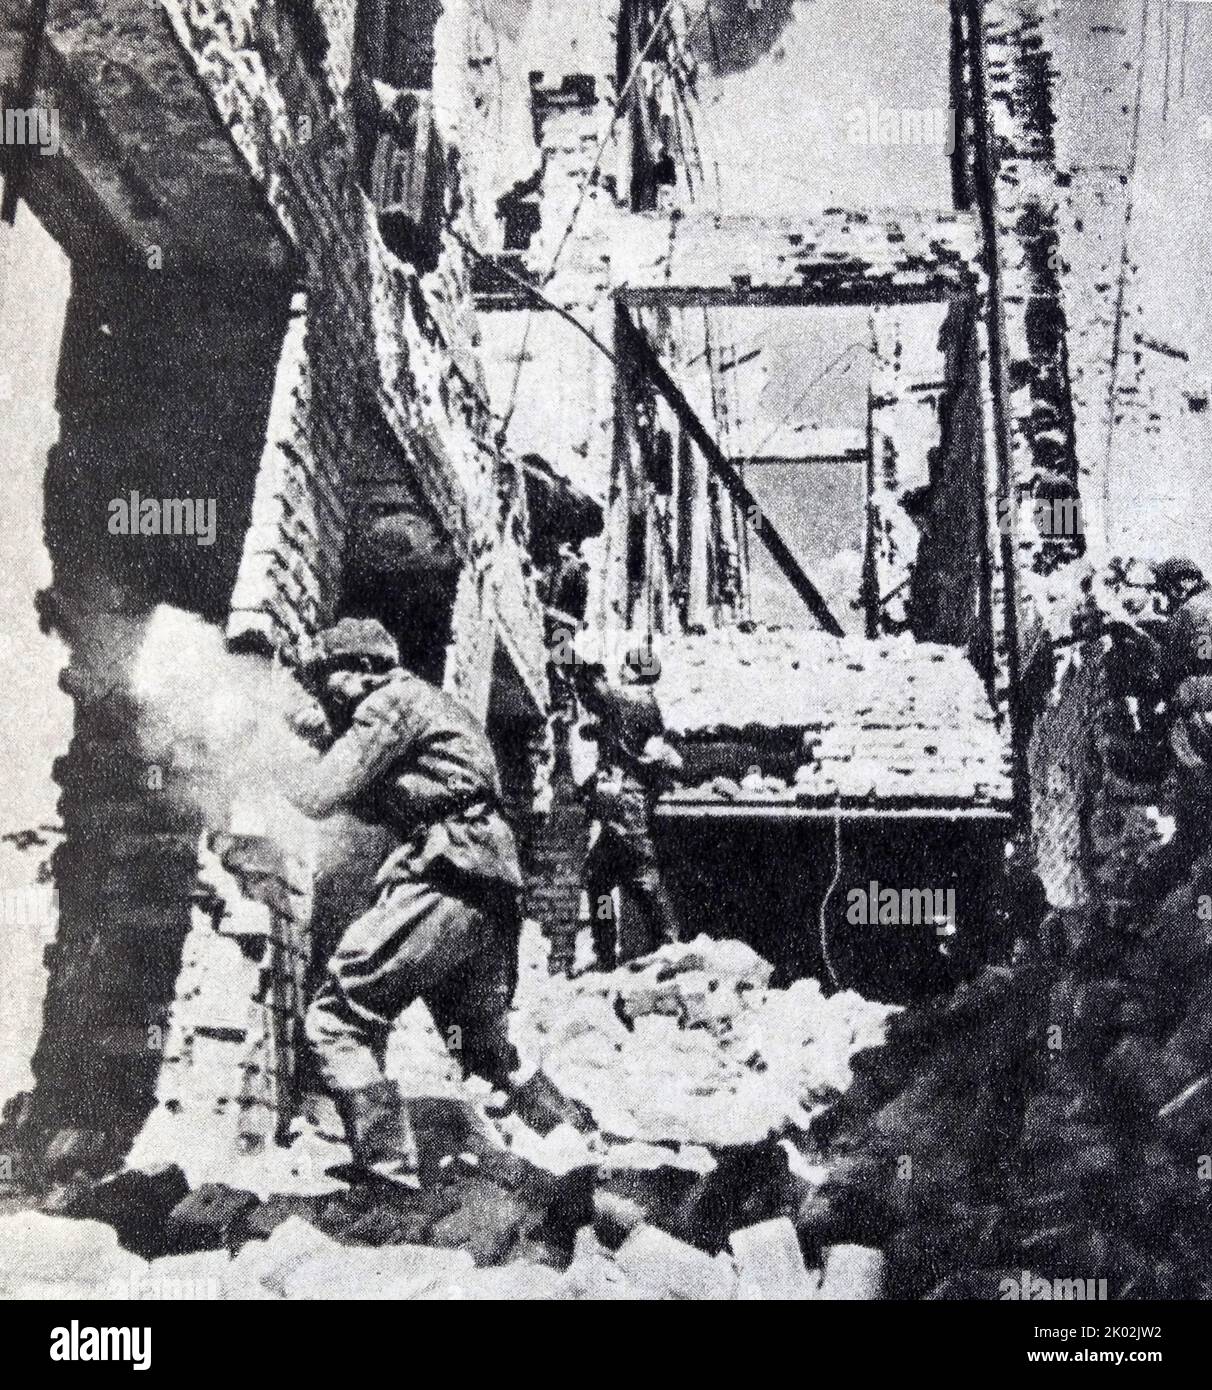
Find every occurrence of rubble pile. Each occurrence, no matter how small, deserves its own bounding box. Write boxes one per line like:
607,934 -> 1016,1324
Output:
808,891 -> 1212,1298
0,1202 -> 881,1301
0,932 -> 894,1299
513,934 -> 893,1151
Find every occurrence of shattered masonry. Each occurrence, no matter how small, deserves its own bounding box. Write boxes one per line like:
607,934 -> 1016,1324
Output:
0,0 -> 1211,1299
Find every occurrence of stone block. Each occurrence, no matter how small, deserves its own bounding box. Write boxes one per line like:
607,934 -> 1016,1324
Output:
614,1224 -> 737,1301
820,1242 -> 886,1299
729,1217 -> 820,1300
63,1164 -> 190,1259
165,1183 -> 259,1253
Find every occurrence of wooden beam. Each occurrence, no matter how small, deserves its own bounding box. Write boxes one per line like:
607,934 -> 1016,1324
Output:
620,283 -> 955,310
609,210 -> 982,310
655,802 -> 1012,822
618,305 -> 845,637
734,453 -> 868,467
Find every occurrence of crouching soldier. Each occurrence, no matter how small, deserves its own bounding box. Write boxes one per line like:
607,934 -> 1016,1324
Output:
285,618 -> 588,1184
572,638 -> 684,968
1153,557 -> 1212,691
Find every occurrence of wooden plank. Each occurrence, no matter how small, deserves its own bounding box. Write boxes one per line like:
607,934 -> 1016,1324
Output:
610,210 -> 982,310
655,802 -> 1013,821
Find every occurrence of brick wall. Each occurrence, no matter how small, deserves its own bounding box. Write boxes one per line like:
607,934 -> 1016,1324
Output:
5,257 -> 294,1177
163,0 -> 549,706
1027,640 -> 1098,909
525,761 -> 588,971
78,0 -> 559,1168
228,293 -> 346,652
1027,585 -> 1170,916
977,0 -> 1083,657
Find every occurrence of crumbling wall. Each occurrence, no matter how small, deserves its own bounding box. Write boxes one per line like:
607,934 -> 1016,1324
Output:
469,0 -> 626,635
1026,639 -> 1097,910
228,293 -> 347,653
6,0 -> 558,1186
127,826 -> 323,1186
522,722 -> 589,970
1,248 -> 294,1184
978,1 -> 1212,893
162,0 -> 549,704
974,0 -> 1083,657
20,600 -> 205,1183
1049,0 -> 1212,571
0,209 -> 73,1147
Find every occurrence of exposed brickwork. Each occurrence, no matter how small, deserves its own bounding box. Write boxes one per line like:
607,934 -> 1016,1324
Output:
978,2 -> 1209,896
162,0 -> 549,704
654,626 -> 1012,810
524,762 -> 588,969
227,293 -> 346,652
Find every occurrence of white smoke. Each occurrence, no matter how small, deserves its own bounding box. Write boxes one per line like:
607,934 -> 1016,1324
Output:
129,604 -> 318,843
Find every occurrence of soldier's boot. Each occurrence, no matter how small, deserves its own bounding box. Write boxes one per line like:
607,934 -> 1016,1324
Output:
590,913 -> 618,971
628,867 -> 682,956
497,1069 -> 596,1136
335,1079 -> 420,1187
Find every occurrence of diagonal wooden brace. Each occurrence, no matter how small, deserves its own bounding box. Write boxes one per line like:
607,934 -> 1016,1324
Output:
617,304 -> 845,636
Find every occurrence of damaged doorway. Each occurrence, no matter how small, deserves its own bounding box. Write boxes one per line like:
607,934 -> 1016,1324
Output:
617,261 -> 1008,999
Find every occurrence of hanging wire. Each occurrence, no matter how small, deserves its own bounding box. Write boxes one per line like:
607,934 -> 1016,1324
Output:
1179,0 -> 1190,101
747,339 -> 870,461
497,0 -> 721,446
1102,0 -> 1153,524
818,791 -> 846,991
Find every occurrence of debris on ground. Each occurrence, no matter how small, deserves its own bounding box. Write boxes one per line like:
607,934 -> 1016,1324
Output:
807,893 -> 1212,1298
1,928 -> 895,1299
512,929 -> 894,1151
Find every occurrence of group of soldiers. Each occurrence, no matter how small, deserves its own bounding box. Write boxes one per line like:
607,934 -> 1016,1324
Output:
277,554 -> 1212,1187
282,617 -> 683,1185
1125,557 -> 1212,903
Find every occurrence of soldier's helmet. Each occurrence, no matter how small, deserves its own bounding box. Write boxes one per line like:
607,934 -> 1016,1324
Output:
298,618 -> 400,687
1154,557 -> 1207,600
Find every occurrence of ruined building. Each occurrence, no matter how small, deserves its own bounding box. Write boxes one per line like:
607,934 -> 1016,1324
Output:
0,0 -> 1208,1198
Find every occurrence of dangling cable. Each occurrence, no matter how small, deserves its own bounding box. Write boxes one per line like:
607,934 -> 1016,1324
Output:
818,791 -> 845,991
